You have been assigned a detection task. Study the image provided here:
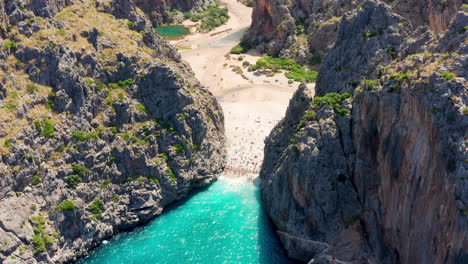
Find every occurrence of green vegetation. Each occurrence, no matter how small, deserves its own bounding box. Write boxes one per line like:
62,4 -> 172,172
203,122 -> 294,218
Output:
136,104 -> 146,113
292,144 -> 301,158
463,108 -> 468,115
166,168 -> 177,182
249,56 -> 318,82
100,179 -> 111,189
41,118 -> 55,138
175,144 -> 185,153
66,174 -> 81,189
176,113 -> 185,120
72,164 -> 89,176
108,78 -> 133,89
72,130 -> 99,141
45,91 -> 55,110
230,41 -> 251,54
441,71 -> 456,82
296,110 -> 316,131
312,92 -> 352,116
389,72 -> 410,83
31,216 -> 54,254
3,139 -> 12,148
66,164 -> 89,189
2,39 -> 16,50
184,5 -> 229,32
56,199 -> 77,211
31,175 -> 41,186
159,153 -> 169,161
360,79 -> 380,90
89,199 -> 104,218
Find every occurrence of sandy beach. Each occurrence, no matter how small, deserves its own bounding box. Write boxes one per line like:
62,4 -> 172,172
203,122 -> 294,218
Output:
171,0 -> 313,180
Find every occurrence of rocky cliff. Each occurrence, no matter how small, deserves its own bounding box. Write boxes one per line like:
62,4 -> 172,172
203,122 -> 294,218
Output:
260,1 -> 467,263
0,0 -> 225,263
134,0 -> 216,27
246,0 -> 464,64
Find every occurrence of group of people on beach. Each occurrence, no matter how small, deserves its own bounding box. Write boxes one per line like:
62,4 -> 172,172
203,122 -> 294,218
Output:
225,113 -> 278,181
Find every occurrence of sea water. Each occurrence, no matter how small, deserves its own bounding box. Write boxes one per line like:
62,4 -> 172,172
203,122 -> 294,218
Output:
79,178 -> 293,264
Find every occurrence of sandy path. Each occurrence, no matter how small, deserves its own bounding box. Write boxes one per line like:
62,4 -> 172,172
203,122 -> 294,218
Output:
171,0 -> 312,179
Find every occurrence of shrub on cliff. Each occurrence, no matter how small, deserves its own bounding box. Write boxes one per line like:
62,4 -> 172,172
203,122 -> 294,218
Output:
41,118 -> 55,138
56,200 -> 77,211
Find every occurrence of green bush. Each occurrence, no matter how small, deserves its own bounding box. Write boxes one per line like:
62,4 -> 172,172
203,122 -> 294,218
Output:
89,199 -> 104,218
166,168 -> 176,182
159,153 -> 169,161
175,144 -> 185,153
292,144 -> 301,158
66,174 -> 81,189
136,104 -> 146,113
3,139 -> 12,148
190,5 -> 229,32
56,199 -> 77,211
72,164 -> 89,176
31,175 -> 41,185
361,79 -> 380,90
41,118 -> 55,138
31,215 -> 53,254
72,130 -> 99,141
45,92 -> 55,110
100,179 -> 111,189
251,56 -> 318,82
2,40 -> 16,50
313,92 -> 352,116
441,71 -> 456,82
389,72 -> 410,83
230,42 -> 251,54
303,110 -> 316,120
108,78 -> 133,89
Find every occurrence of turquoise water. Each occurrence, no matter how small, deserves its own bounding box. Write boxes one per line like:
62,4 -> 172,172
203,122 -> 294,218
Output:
79,178 -> 293,264
155,25 -> 190,38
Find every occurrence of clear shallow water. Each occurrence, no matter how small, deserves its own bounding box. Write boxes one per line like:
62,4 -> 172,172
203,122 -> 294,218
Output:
155,25 -> 190,38
79,178 -> 293,264
200,27 -> 248,48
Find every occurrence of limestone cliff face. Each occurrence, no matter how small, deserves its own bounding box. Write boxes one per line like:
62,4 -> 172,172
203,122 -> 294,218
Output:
134,0 -> 216,26
246,0 -> 463,64
0,0 -> 225,263
260,1 -> 467,263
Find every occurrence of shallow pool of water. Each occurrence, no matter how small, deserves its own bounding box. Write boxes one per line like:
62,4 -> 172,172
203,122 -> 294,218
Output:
155,25 -> 190,39
79,178 -> 293,264
200,27 -> 248,48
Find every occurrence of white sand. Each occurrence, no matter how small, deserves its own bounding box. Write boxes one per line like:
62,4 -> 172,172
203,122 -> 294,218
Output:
171,0 -> 314,180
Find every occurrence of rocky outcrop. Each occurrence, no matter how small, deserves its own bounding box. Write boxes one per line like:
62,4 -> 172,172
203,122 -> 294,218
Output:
246,0 -> 463,64
134,0 -> 216,27
260,1 -> 467,263
0,0 -> 225,263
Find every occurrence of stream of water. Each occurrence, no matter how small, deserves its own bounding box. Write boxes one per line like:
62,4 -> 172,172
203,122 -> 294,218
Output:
79,178 -> 293,264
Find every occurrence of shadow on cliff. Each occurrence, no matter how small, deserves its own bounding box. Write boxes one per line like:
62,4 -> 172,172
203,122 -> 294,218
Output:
254,185 -> 302,264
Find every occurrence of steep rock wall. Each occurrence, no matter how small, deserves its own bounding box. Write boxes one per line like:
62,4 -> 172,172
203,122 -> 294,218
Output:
0,0 -> 225,263
260,1 -> 468,263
